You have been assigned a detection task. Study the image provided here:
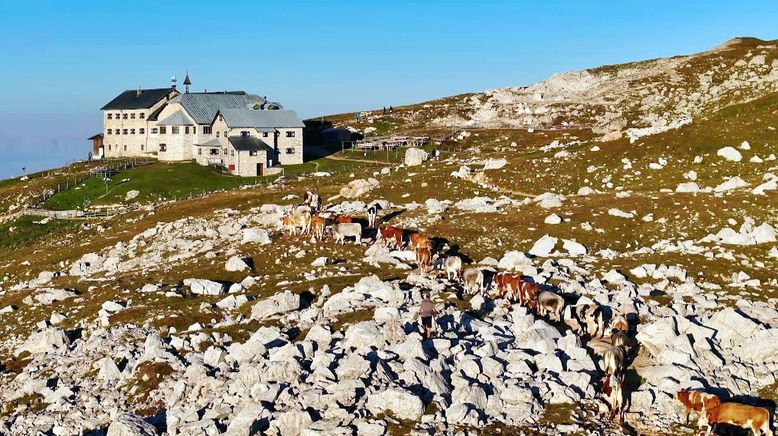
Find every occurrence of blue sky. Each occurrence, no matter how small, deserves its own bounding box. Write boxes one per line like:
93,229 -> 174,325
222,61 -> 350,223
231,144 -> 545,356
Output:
0,0 -> 776,179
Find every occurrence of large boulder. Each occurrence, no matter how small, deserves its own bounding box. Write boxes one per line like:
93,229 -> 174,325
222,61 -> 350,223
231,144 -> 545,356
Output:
225,256 -> 251,272
106,413 -> 157,436
241,228 -> 271,245
707,308 -> 762,345
404,148 -> 429,166
717,146 -> 743,162
340,178 -> 379,198
344,321 -> 384,350
251,291 -> 301,320
354,274 -> 403,303
185,279 -> 226,296
529,235 -> 558,257
366,388 -> 424,421
16,328 -> 69,355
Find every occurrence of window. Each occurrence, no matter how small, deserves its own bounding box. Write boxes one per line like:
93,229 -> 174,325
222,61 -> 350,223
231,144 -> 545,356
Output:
241,131 -> 249,137
172,126 -> 179,134
159,144 -> 167,152
286,147 -> 296,154
122,114 -> 128,119
107,129 -> 112,134
249,150 -> 258,156
224,131 -> 228,138
198,148 -> 202,155
141,144 -> 144,151
130,128 -> 135,134
151,128 -> 158,134
192,126 -> 196,134
223,149 -> 227,155
139,113 -> 145,119
159,126 -> 167,134
139,128 -> 145,134
130,113 -> 135,119
185,126 -> 190,134
216,131 -> 220,138
262,132 -> 269,138
108,144 -> 112,151
115,130 -> 120,136
107,114 -> 112,120
122,129 -> 128,135
123,145 -> 127,151
210,148 -> 219,156
115,113 -> 121,118
231,150 -> 235,156
203,126 -> 211,134
286,131 -> 296,138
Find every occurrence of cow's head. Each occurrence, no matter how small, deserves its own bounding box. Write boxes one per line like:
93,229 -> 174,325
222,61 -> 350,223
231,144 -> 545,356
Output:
675,389 -> 691,406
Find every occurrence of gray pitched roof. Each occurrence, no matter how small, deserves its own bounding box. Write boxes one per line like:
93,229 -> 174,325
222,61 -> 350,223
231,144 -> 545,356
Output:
157,110 -> 194,126
228,135 -> 273,152
220,109 -> 305,128
171,92 -> 267,125
195,138 -> 222,147
101,88 -> 176,110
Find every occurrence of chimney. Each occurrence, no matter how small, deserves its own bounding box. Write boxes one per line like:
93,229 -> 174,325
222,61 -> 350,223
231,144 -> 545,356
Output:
137,86 -> 142,97
171,75 -> 177,90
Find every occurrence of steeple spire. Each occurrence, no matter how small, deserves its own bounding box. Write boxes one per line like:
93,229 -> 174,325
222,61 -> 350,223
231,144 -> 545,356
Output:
183,70 -> 191,94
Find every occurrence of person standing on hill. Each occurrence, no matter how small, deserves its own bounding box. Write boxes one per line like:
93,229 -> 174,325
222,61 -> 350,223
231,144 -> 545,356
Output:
417,291 -> 438,339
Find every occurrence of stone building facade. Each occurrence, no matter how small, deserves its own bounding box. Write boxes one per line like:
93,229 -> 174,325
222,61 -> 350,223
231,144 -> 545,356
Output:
95,75 -> 304,176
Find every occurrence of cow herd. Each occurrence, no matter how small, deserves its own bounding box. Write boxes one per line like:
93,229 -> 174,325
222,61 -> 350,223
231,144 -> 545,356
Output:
279,192 -> 774,434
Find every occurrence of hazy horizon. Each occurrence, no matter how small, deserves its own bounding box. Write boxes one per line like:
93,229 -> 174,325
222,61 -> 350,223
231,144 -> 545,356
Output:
1,0 -> 777,180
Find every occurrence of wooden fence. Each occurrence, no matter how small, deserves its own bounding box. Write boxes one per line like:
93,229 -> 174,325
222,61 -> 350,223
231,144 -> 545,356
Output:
31,158 -> 155,207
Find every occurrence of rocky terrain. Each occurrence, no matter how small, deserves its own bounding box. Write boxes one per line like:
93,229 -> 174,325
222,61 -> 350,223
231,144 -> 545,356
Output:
1,37 -> 778,436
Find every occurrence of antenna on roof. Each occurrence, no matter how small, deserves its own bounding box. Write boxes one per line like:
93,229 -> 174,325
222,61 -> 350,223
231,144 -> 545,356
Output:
171,75 -> 177,90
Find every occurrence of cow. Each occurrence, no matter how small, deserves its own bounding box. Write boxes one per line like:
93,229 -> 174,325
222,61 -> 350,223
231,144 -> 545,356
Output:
444,255 -> 462,281
575,304 -> 605,338
602,344 -> 626,378
519,280 -> 540,306
409,233 -> 433,251
378,225 -> 404,249
563,305 -> 585,334
492,272 -> 521,301
463,268 -> 484,295
281,213 -> 310,236
675,389 -> 722,426
698,402 -> 772,436
335,214 -> 353,224
310,215 -> 327,241
611,312 -> 629,333
329,223 -> 362,245
611,329 -> 632,352
366,202 -> 384,228
416,247 -> 432,273
602,372 -> 625,424
536,291 -> 565,321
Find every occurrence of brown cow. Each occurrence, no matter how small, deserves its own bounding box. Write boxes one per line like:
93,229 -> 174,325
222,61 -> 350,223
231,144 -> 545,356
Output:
310,215 -> 327,241
611,312 -> 629,333
335,215 -> 353,224
519,280 -> 540,306
378,225 -> 404,249
699,402 -> 772,436
602,372 -> 625,424
416,247 -> 432,273
675,389 -> 721,425
409,233 -> 433,251
492,272 -> 521,300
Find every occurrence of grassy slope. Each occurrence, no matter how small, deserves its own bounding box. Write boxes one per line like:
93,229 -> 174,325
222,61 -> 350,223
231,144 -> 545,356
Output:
43,162 -> 270,210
